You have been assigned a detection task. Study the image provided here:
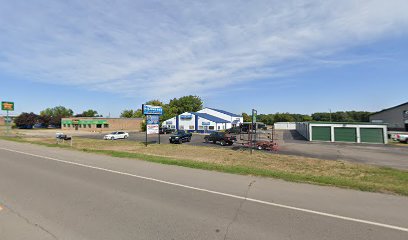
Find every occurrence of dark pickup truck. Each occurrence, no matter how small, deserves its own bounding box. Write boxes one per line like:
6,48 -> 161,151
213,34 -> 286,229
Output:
204,131 -> 236,146
169,130 -> 192,144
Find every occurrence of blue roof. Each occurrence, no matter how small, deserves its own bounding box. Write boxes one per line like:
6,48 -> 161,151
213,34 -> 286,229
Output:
191,112 -> 231,123
206,107 -> 241,117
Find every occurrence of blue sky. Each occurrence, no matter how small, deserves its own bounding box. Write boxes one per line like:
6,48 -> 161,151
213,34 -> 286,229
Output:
1,0 -> 407,117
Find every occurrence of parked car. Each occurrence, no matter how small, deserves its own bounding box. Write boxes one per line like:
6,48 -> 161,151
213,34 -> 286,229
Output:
104,131 -> 129,140
225,126 -> 242,134
204,131 -> 236,146
159,127 -> 174,134
169,130 -> 192,144
55,133 -> 71,140
396,133 -> 408,143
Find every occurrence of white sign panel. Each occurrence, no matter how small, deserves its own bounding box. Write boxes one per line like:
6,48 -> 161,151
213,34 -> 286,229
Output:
147,124 -> 159,134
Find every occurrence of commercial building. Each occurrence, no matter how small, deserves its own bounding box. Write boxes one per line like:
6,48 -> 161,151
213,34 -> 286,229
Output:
369,102 -> 408,131
296,122 -> 388,144
162,108 -> 243,133
61,117 -> 143,132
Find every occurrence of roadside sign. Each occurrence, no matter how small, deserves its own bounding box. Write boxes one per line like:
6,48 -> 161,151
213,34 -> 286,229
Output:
147,124 -> 159,134
1,101 -> 14,111
142,104 -> 163,115
146,115 -> 160,124
252,109 -> 257,123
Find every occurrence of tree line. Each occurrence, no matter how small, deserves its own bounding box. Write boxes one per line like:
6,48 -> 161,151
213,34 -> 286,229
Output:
14,106 -> 101,128
242,111 -> 372,125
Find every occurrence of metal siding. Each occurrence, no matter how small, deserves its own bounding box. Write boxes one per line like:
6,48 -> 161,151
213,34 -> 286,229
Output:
311,126 -> 331,141
360,128 -> 384,143
334,127 -> 357,142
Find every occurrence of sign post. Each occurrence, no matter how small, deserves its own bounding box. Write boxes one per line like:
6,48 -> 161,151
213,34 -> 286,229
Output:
2,101 -> 14,135
250,109 -> 257,154
142,104 -> 163,147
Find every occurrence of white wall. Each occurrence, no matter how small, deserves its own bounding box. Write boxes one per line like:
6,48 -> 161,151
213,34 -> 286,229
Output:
274,122 -> 296,130
178,112 -> 196,131
162,116 -> 176,129
197,117 -> 216,131
295,122 -> 310,140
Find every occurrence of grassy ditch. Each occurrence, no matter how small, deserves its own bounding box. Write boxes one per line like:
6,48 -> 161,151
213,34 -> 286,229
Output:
1,135 -> 408,196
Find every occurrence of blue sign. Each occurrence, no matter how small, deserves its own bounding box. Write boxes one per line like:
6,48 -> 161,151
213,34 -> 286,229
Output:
180,115 -> 192,120
166,121 -> 173,124
143,104 -> 163,115
202,122 -> 210,126
146,115 -> 160,124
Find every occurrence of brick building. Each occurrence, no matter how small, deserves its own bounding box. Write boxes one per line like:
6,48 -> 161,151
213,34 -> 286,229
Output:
61,117 -> 143,132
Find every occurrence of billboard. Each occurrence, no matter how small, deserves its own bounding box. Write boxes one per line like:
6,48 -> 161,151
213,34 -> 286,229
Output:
1,101 -> 14,111
143,105 -> 163,115
146,124 -> 159,134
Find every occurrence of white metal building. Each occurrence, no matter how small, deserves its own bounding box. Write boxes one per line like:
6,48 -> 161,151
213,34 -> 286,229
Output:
162,108 -> 243,133
296,122 -> 388,144
198,108 -> 243,127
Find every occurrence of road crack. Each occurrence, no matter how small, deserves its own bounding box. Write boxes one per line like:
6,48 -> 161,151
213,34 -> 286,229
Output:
223,180 -> 256,240
0,200 -> 58,239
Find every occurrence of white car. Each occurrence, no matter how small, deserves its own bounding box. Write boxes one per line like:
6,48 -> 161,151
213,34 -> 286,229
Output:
104,131 -> 129,140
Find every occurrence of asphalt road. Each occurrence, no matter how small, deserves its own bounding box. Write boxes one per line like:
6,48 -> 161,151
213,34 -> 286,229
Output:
1,139 -> 407,240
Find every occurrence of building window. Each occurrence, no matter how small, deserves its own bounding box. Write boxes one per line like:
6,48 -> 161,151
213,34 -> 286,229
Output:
104,124 -> 109,128
189,125 -> 194,130
79,124 -> 82,128
68,124 -> 71,128
218,126 -> 220,130
88,124 -> 91,128
209,126 -> 215,130
63,124 -> 66,127
179,125 -> 184,130
83,124 -> 86,128
170,125 -> 176,129
199,126 -> 204,130
96,124 -> 102,128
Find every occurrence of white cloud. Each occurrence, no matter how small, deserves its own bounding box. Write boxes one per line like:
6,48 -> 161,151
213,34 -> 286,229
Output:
0,0 -> 407,98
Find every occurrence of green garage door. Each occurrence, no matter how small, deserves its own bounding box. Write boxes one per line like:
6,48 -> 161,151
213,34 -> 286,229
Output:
334,127 -> 356,142
312,126 -> 331,141
360,128 -> 384,144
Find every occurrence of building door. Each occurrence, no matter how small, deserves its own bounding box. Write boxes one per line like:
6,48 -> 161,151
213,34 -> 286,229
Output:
334,127 -> 357,142
405,124 -> 408,131
74,124 -> 78,131
360,128 -> 384,144
311,126 -> 331,141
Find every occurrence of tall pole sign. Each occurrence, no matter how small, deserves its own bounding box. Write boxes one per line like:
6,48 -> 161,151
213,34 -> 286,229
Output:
250,109 -> 257,154
2,101 -> 14,135
142,104 -> 163,146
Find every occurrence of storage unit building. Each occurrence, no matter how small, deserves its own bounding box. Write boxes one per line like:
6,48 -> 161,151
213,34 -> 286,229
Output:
61,117 -> 143,132
369,102 -> 408,131
296,122 -> 388,144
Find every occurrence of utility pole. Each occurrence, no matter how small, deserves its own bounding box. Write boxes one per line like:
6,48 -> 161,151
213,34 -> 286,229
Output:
329,109 -> 332,122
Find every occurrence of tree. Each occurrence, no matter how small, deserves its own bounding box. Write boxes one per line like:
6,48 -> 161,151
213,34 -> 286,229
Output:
14,112 -> 38,128
75,109 -> 100,117
242,113 -> 251,122
273,113 -> 295,122
40,106 -> 74,127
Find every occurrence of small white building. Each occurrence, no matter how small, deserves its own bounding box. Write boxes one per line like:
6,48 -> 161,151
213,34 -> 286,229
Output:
162,108 -> 243,133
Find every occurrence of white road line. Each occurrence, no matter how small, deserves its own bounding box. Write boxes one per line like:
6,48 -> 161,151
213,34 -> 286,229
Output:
1,147 -> 407,233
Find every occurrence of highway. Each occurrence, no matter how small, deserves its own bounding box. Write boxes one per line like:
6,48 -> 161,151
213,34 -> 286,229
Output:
0,139 -> 407,240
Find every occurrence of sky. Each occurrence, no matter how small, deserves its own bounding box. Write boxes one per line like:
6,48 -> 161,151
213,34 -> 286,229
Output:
0,0 -> 408,117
